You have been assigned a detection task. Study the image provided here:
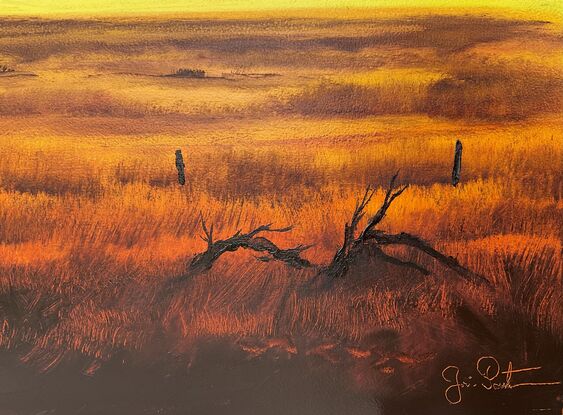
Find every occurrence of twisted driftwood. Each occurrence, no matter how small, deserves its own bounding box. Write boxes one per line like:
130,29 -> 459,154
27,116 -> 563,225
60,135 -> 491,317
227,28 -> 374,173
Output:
185,214 -> 312,277
323,173 -> 490,286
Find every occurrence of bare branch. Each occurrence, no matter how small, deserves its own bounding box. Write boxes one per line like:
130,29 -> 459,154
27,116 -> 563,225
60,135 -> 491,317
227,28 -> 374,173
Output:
325,186 -> 376,279
326,174 -> 409,279
373,248 -> 430,275
247,224 -> 293,238
323,173 -> 489,287
185,219 -> 313,277
199,212 -> 213,247
360,172 -> 408,240
368,232 -> 491,286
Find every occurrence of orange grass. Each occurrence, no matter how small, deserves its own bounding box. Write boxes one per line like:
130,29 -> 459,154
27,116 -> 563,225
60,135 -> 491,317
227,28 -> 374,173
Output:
0,13 -> 561,374
0,114 -> 561,372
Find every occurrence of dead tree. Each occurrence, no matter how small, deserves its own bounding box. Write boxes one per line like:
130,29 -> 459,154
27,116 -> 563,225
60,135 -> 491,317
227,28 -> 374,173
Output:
185,214 -> 313,276
324,173 -> 490,286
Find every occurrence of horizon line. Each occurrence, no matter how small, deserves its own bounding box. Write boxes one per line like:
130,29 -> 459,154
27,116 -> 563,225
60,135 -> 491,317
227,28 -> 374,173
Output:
1,5 -> 561,21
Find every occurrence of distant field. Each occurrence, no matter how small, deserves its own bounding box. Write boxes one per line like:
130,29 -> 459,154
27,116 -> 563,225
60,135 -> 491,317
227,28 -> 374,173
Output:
0,11 -> 562,414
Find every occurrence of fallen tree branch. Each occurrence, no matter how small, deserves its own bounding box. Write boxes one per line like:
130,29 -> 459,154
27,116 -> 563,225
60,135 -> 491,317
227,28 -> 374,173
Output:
373,247 -> 430,276
186,214 -> 313,276
367,231 -> 488,285
173,174 -> 488,289
324,172 -> 409,279
323,173 -> 491,287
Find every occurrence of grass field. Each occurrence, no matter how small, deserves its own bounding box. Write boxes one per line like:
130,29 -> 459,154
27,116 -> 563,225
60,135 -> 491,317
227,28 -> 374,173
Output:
0,10 -> 562,414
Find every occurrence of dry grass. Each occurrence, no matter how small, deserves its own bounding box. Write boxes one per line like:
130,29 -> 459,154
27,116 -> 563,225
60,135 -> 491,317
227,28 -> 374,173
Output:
0,115 -> 561,374
426,58 -> 563,119
289,60 -> 563,120
0,13 -> 561,394
0,88 -> 170,117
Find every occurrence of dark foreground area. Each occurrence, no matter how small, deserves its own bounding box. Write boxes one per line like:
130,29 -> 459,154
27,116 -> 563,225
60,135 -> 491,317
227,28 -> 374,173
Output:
1,337 -> 561,415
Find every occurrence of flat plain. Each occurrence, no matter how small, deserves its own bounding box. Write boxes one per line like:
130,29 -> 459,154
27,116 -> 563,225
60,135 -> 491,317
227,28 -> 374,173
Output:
0,10 -> 562,414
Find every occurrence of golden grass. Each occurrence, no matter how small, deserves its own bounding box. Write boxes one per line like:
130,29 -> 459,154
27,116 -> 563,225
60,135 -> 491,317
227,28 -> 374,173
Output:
0,113 -> 561,372
0,14 -> 561,375
289,59 -> 563,119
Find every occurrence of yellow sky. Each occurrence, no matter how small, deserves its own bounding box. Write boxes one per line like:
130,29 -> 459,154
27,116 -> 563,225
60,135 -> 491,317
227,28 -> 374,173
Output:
1,0 -> 561,16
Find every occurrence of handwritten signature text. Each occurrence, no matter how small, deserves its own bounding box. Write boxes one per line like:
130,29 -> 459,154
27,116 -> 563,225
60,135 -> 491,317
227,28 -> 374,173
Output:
442,356 -> 562,405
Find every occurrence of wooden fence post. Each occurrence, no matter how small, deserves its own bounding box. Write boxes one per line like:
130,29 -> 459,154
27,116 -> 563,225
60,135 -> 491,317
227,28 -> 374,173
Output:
452,140 -> 462,187
175,149 -> 186,186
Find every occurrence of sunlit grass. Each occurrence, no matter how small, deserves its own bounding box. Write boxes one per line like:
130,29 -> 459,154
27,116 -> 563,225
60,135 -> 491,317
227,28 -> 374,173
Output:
0,14 -> 561,375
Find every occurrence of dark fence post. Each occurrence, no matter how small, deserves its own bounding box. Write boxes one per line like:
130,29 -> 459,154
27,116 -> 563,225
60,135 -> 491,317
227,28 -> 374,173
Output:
452,140 -> 462,187
175,149 -> 186,186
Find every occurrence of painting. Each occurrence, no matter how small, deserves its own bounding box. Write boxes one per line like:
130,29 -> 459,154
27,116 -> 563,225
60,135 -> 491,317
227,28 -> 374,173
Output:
0,1 -> 561,414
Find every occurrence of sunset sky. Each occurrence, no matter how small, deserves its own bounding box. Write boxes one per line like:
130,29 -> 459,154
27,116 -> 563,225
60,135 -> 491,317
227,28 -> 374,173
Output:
1,0 -> 561,15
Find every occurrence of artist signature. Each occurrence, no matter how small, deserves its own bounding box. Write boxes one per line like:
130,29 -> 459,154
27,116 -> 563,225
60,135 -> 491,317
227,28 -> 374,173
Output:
442,356 -> 562,405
